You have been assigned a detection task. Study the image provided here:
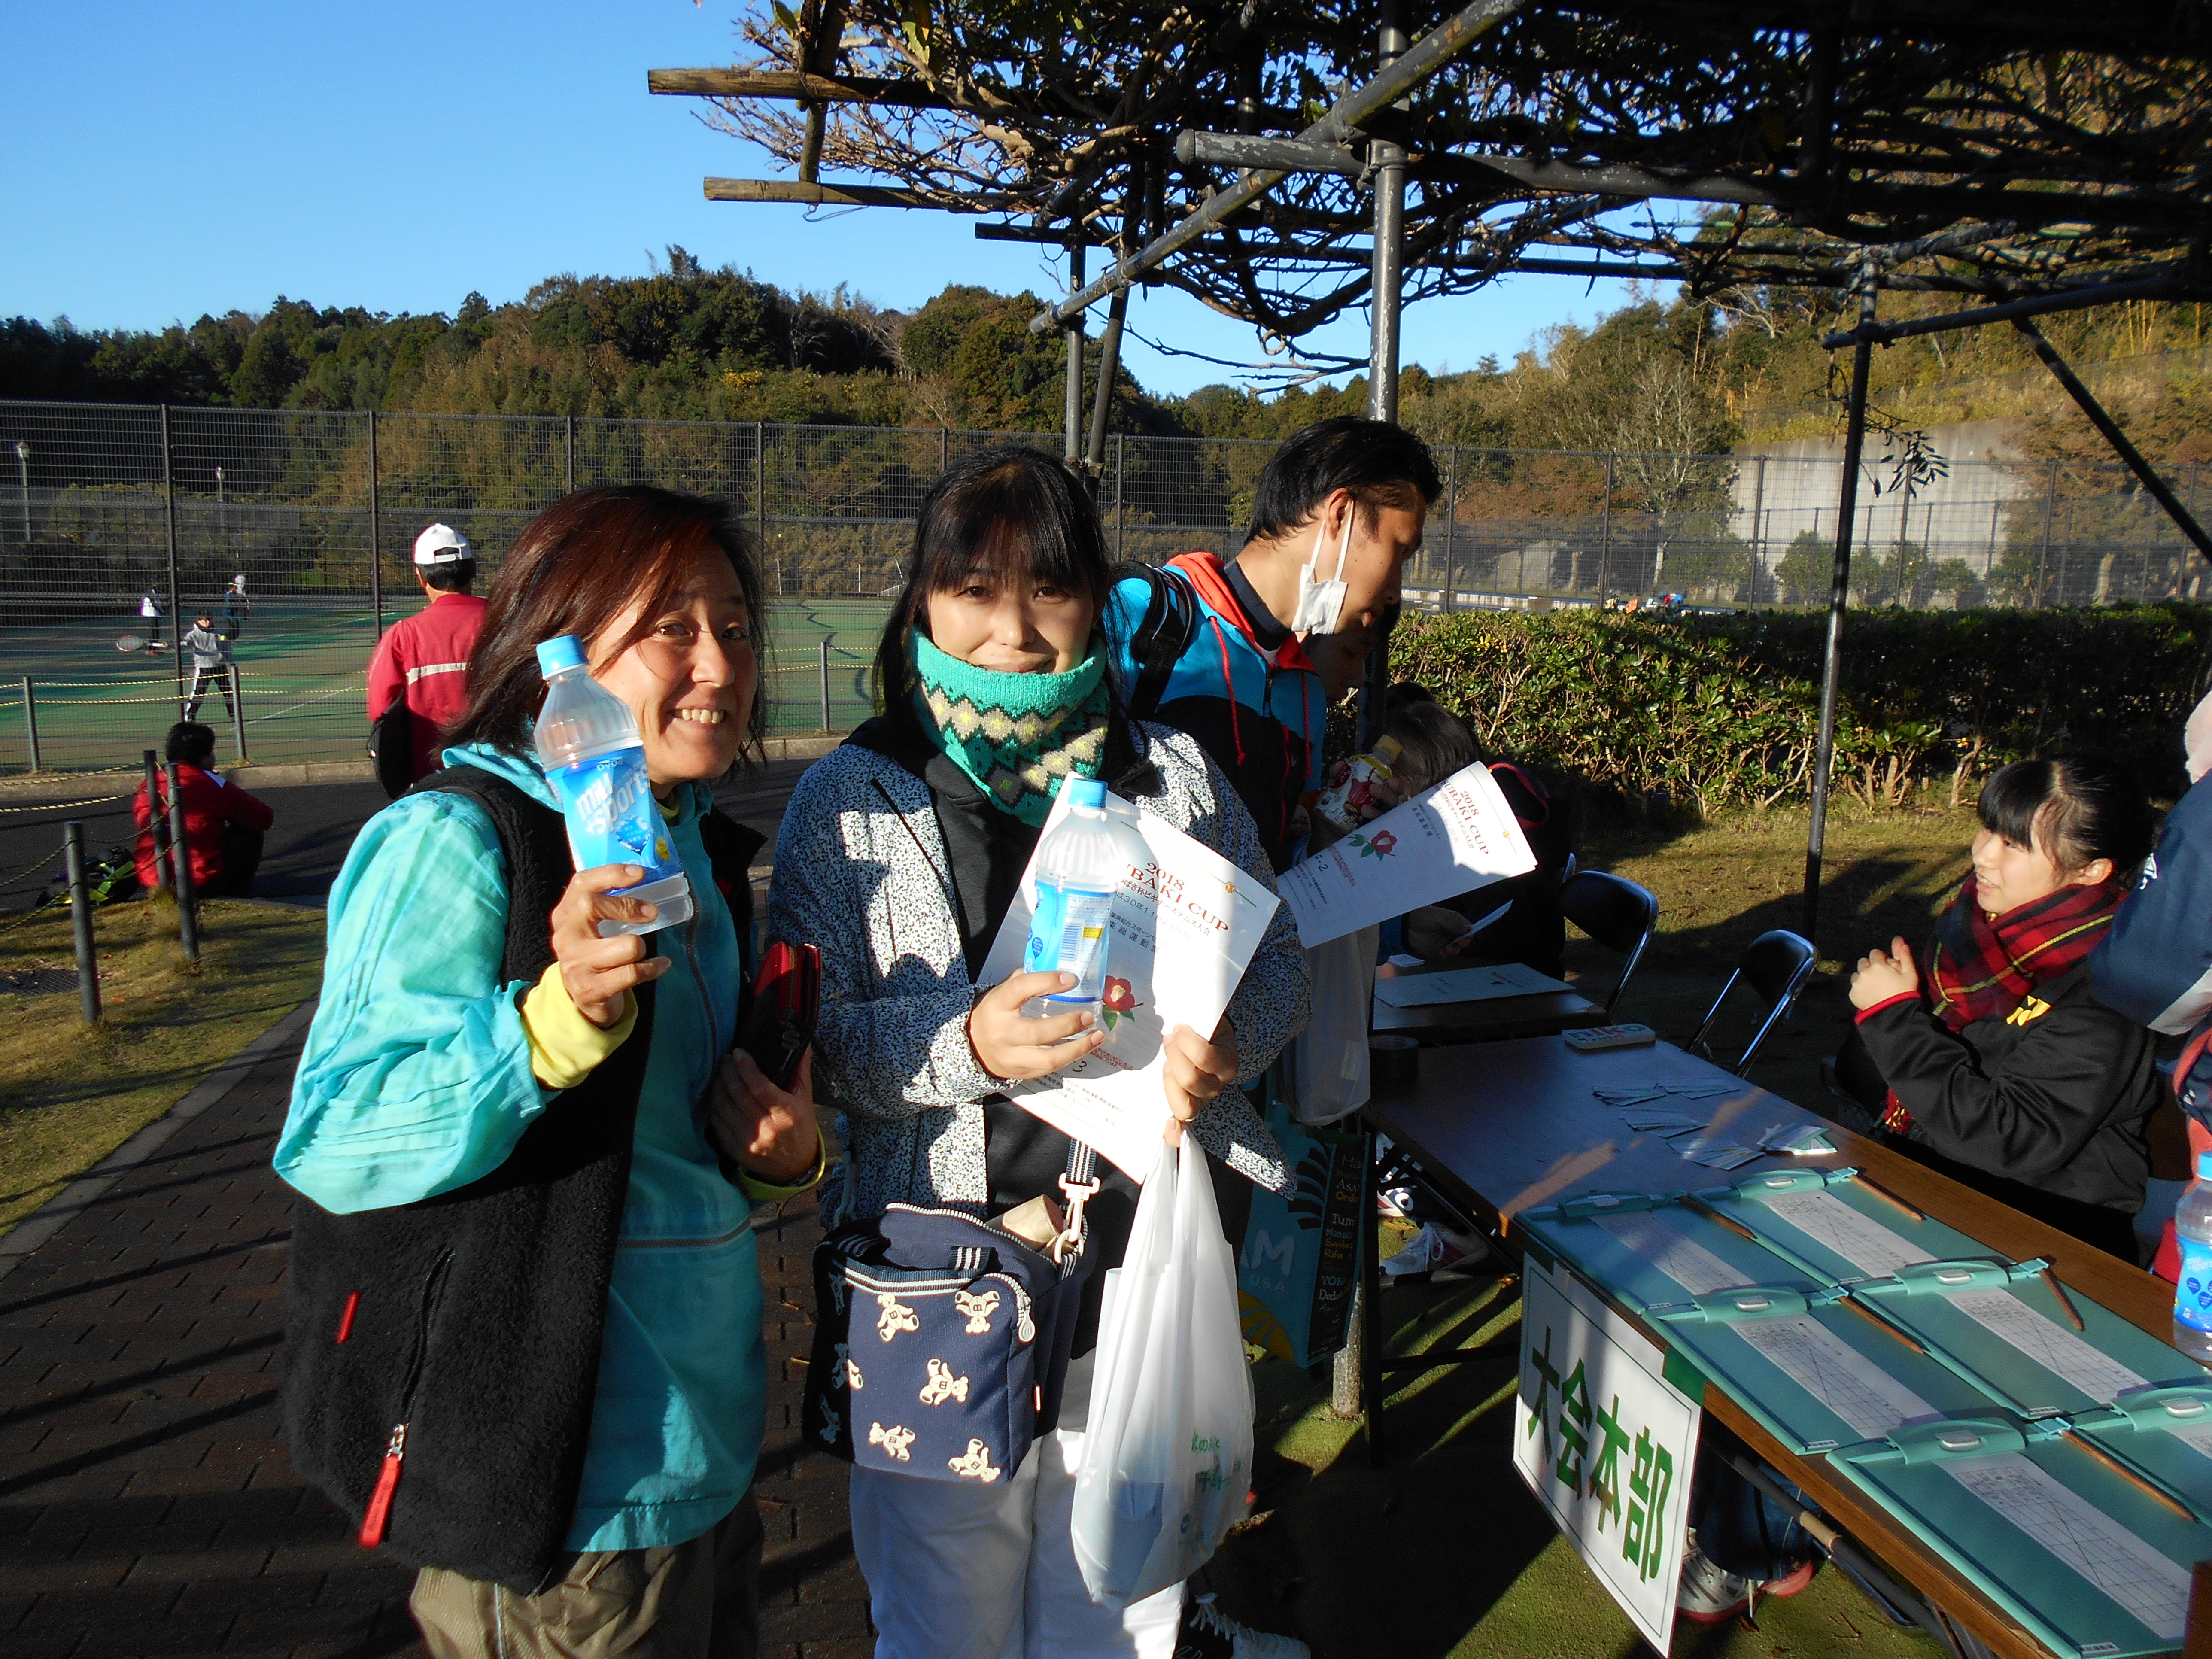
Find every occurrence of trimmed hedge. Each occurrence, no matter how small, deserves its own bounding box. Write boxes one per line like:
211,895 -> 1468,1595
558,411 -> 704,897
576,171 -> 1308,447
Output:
1387,603 -> 2212,813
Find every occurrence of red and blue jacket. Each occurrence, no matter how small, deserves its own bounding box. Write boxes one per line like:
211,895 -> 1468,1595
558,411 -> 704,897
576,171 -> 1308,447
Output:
2092,775 -> 2212,1125
1104,551 -> 1328,872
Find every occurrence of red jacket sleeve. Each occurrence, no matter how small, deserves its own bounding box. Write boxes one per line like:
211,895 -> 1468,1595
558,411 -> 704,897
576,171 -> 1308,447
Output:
367,626 -> 404,721
218,780 -> 276,832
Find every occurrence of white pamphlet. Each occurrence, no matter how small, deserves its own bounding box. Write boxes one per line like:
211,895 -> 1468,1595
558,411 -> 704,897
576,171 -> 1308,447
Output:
1276,762 -> 1537,948
1944,1455 -> 2191,1641
975,786 -> 1280,1184
1373,960 -> 1571,1008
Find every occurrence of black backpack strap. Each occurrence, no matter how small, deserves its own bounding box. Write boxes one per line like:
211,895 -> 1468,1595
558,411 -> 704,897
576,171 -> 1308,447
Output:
1112,561 -> 1200,721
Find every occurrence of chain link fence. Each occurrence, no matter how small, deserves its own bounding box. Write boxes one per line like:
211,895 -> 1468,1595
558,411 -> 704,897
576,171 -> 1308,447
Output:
1,399 -> 2205,775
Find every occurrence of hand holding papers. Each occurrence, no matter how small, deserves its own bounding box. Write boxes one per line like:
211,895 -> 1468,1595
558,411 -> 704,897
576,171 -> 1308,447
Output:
976,787 -> 1279,1184
1278,762 -> 1537,948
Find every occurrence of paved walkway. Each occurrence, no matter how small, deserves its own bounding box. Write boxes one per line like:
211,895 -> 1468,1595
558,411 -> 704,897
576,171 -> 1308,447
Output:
0,1012 -> 863,1659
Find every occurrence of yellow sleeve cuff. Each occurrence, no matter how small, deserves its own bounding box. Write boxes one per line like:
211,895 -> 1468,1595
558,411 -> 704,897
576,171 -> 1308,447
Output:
520,962 -> 637,1090
735,1134 -> 830,1202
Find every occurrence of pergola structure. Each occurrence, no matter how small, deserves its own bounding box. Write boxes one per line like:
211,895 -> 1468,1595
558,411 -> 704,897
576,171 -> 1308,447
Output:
656,0 -> 2211,1431
654,0 -> 2212,921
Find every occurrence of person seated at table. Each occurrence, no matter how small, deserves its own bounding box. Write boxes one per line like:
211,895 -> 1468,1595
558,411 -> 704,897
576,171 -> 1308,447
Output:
1837,755 -> 2161,1262
132,721 -> 276,898
1372,686 -> 1574,979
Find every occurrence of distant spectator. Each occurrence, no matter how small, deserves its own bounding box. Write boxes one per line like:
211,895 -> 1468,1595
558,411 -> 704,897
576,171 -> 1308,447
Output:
138,590 -> 165,647
366,523 -> 486,793
180,611 -> 237,724
1840,757 -> 2161,1260
222,574 -> 253,641
133,722 -> 274,898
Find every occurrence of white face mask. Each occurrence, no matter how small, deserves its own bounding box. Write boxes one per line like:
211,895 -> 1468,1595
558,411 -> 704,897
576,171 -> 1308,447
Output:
1289,511 -> 1355,636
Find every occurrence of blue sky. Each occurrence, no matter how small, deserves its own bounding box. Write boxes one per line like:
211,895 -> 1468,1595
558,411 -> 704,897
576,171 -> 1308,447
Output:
3,1 -> 1661,398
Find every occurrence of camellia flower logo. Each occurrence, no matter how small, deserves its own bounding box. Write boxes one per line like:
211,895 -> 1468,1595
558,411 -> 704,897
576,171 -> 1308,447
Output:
1349,830 -> 1398,860
1100,977 -> 1139,1030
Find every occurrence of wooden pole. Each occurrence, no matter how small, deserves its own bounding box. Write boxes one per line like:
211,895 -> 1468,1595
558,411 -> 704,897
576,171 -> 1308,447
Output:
64,821 -> 100,1025
166,761 -> 199,962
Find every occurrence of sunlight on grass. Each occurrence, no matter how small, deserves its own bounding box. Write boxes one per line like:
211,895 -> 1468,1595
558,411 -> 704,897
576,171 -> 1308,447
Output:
0,896 -> 324,1235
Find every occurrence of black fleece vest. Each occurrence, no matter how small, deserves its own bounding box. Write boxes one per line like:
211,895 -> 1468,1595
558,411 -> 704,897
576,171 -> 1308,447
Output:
280,766 -> 760,1592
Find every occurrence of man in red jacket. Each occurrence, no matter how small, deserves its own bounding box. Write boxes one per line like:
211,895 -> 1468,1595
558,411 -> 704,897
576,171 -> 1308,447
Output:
367,523 -> 487,792
134,723 -> 277,897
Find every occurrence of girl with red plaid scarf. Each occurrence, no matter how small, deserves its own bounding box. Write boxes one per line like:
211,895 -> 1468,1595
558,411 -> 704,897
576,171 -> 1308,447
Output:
1838,757 -> 2160,1261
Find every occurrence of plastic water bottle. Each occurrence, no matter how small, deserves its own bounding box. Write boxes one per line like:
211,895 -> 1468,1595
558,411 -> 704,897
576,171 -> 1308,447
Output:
1021,778 -> 1144,1023
533,635 -> 692,937
2175,1150 -> 2212,1364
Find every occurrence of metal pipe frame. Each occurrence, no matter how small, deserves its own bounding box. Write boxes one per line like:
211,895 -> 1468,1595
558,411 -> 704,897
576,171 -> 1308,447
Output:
1819,271 -> 2187,348
1063,244 -> 1086,466
1031,0 -> 1527,333
1803,252 -> 1878,948
2010,316 -> 2212,566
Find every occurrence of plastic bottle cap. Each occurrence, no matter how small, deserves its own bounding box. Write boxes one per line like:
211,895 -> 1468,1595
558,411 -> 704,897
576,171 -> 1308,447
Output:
1067,778 -> 1108,811
1371,735 -> 1403,765
535,635 -> 588,676
2199,1150 -> 2212,1182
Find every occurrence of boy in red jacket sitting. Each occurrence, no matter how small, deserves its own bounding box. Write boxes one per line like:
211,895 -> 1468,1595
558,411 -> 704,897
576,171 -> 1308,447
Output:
134,723 -> 276,898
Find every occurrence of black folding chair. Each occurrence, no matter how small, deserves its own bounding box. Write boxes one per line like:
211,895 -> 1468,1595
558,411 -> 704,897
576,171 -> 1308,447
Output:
1559,870 -> 1657,1017
1688,928 -> 1818,1076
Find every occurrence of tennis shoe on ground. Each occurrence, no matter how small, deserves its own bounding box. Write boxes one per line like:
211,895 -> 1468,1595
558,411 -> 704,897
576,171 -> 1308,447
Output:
1174,1593 -> 1308,1659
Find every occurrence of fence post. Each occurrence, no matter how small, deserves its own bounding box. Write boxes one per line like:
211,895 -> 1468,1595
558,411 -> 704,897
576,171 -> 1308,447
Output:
939,426 -> 949,476
143,749 -> 170,893
161,406 -> 184,710
2035,457 -> 2059,608
229,668 -> 249,763
818,638 -> 832,732
1114,434 -> 1127,559
1748,455 -> 1767,606
20,676 -> 39,772
1597,452 -> 1614,607
1441,447 -> 1457,610
166,761 -> 199,961
64,820 -> 100,1025
756,422 -> 769,559
565,414 -> 577,493
368,410 -> 384,642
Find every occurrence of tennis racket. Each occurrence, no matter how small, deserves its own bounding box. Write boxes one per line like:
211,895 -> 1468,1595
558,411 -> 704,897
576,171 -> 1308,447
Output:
114,634 -> 162,653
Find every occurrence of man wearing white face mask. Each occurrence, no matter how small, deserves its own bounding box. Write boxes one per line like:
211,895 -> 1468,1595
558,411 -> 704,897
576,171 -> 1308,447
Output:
1106,417 -> 1440,870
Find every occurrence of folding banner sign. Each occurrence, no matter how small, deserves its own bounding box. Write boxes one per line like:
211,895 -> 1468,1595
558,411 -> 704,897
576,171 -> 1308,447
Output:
1514,1260 -> 1702,1654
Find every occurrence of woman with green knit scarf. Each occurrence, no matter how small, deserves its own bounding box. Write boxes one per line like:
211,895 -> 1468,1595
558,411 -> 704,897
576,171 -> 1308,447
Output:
768,447 -> 1310,1659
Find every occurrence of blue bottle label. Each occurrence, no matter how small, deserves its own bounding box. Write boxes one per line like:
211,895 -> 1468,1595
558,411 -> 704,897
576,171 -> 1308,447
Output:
1024,882 -> 1113,1000
550,752 -> 680,887
2178,1238 -> 2212,1334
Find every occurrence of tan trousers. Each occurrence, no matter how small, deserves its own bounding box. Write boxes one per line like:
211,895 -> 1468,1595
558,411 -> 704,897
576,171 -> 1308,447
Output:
410,1497 -> 763,1659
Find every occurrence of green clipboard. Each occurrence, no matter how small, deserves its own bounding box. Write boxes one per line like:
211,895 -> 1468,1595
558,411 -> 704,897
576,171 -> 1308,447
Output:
1513,1191 -> 1826,1318
1853,1259 -> 2204,1417
2071,1386 -> 2212,1520
1832,1416 -> 2212,1659
1694,1166 -> 1995,1284
1650,1284 -> 2003,1455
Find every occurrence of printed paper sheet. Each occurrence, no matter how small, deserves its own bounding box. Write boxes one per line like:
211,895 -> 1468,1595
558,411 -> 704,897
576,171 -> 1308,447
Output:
977,787 -> 1279,1183
1944,1455 -> 2191,1642
1949,1289 -> 2150,1406
1732,1316 -> 1938,1440
1754,1190 -> 1935,1279
1276,762 -> 1536,948
1589,1212 -> 1751,1298
1373,960 -> 1571,1008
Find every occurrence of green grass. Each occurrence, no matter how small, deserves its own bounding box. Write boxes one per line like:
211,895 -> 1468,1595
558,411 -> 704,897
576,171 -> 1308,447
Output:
0,896 -> 325,1235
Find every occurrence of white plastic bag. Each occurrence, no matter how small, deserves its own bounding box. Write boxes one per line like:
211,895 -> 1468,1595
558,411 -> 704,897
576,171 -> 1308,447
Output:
1279,924 -> 1378,1125
1071,1137 -> 1255,1608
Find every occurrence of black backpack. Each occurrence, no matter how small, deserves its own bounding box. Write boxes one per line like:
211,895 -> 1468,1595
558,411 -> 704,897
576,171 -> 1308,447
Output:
1113,560 -> 1202,720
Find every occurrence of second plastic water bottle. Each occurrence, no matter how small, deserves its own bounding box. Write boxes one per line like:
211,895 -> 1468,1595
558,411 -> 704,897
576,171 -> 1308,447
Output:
533,635 -> 693,937
1021,779 -> 1144,1023
2175,1149 -> 2212,1364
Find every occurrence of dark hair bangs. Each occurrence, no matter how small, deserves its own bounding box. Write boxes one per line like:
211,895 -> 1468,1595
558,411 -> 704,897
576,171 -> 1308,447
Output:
1976,759 -> 2049,848
910,462 -> 1098,611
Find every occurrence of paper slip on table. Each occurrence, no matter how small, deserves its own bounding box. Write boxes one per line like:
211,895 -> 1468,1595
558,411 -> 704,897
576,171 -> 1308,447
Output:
1369,955 -> 1601,1045
1358,1035 -> 2198,1659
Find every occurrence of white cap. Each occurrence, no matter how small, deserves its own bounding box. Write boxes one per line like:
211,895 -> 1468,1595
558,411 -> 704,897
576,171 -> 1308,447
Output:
413,523 -> 471,566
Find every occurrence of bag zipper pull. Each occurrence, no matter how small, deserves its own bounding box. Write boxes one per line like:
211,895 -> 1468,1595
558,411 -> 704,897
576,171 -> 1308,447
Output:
358,1422 -> 407,1547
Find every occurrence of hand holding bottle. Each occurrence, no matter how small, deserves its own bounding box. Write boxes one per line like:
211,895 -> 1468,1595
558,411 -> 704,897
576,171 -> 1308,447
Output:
550,863 -> 674,1028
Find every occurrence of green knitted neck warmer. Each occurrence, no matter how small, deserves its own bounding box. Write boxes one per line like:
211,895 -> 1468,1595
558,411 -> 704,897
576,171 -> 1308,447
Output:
911,629 -> 1110,826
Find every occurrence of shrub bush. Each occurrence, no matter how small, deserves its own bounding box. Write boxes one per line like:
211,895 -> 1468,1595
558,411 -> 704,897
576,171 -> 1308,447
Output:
1386,602 -> 2212,813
